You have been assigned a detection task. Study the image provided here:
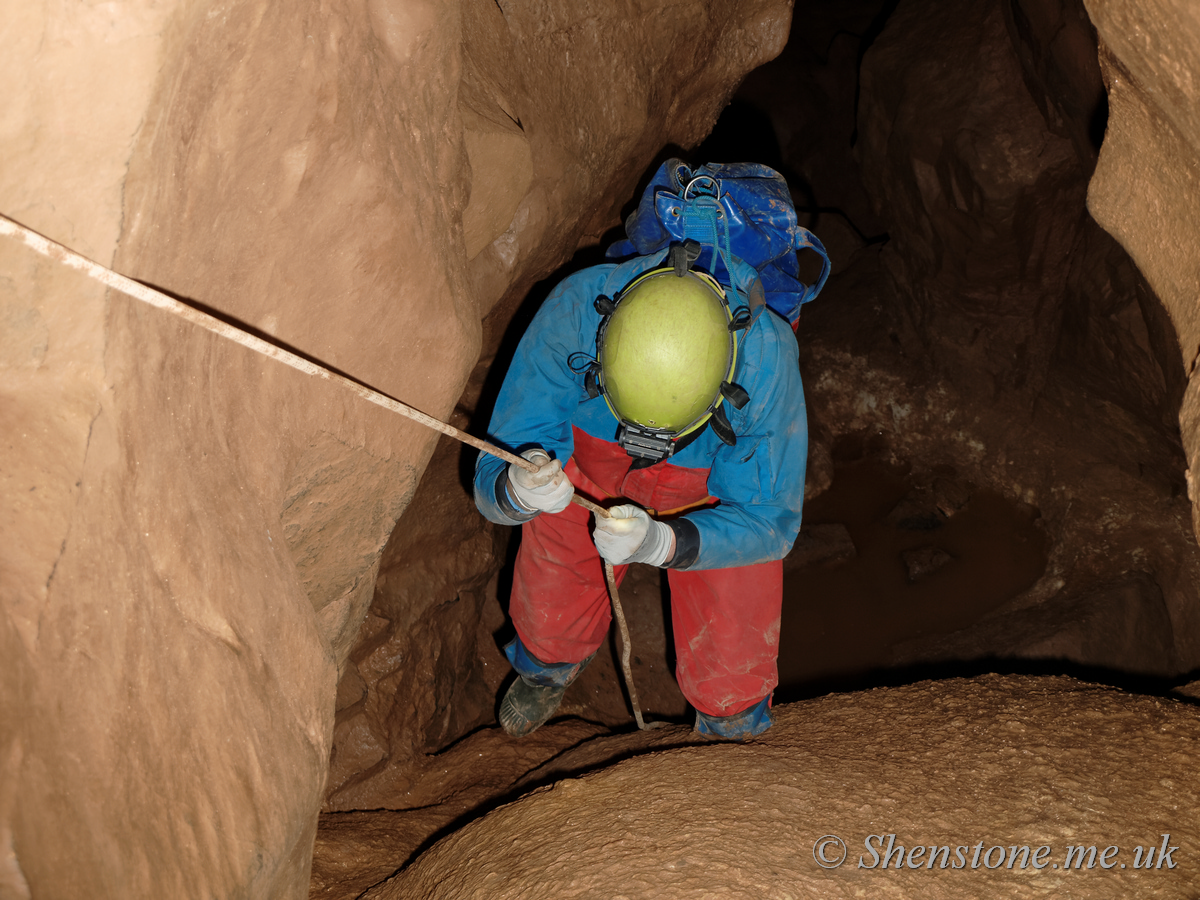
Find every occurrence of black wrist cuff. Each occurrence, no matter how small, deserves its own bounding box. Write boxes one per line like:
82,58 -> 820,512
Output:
664,518 -> 700,569
495,467 -> 538,523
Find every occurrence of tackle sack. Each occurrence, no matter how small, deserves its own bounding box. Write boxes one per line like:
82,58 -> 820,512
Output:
606,159 -> 831,329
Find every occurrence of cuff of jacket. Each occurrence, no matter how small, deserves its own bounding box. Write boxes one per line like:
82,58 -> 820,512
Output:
664,518 -> 700,569
494,467 -> 539,524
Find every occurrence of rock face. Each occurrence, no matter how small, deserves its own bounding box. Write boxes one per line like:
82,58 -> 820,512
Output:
1084,0 -> 1200,543
0,0 -> 792,896
9,0 -> 1200,895
857,0 -> 1089,399
366,676 -> 1200,899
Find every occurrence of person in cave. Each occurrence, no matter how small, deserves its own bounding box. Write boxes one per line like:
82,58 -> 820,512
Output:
473,161 -> 820,741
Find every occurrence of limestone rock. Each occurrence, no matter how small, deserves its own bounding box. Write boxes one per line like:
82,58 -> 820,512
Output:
1004,0 -> 1108,169
894,571 -> 1179,678
367,676 -> 1200,899
857,0 -> 1086,397
1084,0 -> 1200,549
797,247 -> 1200,675
903,545 -> 954,582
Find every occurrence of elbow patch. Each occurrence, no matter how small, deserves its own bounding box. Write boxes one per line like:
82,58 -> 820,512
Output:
665,518 -> 701,569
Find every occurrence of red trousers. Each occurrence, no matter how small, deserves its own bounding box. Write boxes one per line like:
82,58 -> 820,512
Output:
510,428 -> 781,718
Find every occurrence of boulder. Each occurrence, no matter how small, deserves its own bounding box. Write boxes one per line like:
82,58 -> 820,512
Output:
367,676 -> 1200,899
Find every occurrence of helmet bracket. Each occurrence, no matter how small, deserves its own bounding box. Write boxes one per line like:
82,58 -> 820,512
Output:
720,380 -> 750,409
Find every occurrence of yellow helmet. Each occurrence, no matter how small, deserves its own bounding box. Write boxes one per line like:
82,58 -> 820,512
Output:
592,262 -> 746,462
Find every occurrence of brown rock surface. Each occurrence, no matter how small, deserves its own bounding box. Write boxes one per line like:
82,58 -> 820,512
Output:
311,717 -> 720,898
800,249 -> 1200,677
1084,0 -> 1200,545
10,0 -> 1200,895
1004,0 -> 1108,170
0,0 -> 791,896
364,675 -> 1200,899
856,0 -> 1087,398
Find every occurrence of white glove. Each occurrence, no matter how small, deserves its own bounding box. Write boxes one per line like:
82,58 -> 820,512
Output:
507,449 -> 574,514
593,504 -> 675,566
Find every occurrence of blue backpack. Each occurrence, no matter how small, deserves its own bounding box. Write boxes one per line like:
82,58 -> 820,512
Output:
606,160 -> 831,330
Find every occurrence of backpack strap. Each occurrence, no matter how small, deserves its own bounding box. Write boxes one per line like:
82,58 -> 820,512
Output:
794,226 -> 831,307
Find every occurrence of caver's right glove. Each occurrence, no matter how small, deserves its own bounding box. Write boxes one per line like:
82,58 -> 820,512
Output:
592,504 -> 675,566
507,448 -> 574,514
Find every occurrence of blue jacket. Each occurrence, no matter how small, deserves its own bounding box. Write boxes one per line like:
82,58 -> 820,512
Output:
473,248 -> 808,570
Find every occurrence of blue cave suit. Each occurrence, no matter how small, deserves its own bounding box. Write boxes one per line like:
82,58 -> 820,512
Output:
474,247 -> 808,738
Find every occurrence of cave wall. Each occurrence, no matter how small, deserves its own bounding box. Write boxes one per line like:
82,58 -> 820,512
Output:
1083,0 -> 1200,543
0,0 -> 793,896
853,0 -> 1188,435
857,0 -> 1091,401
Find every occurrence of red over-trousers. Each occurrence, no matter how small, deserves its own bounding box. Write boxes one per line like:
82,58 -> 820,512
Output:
510,428 -> 782,718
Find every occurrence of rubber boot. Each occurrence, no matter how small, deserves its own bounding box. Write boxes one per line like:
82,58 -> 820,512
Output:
694,696 -> 772,741
499,637 -> 595,738
498,677 -> 569,737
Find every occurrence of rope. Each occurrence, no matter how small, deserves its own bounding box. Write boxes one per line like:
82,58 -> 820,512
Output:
0,212 -> 661,731
0,214 -> 539,473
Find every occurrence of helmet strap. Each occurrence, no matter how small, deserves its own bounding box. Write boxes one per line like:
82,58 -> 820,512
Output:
708,404 -> 737,447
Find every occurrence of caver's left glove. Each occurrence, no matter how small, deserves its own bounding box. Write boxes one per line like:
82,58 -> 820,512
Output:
592,504 -> 676,566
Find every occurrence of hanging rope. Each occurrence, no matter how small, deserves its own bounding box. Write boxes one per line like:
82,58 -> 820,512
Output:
0,212 -> 662,731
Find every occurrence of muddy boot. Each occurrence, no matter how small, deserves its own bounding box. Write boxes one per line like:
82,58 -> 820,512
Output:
498,637 -> 596,737
694,696 -> 772,741
499,677 -> 569,737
